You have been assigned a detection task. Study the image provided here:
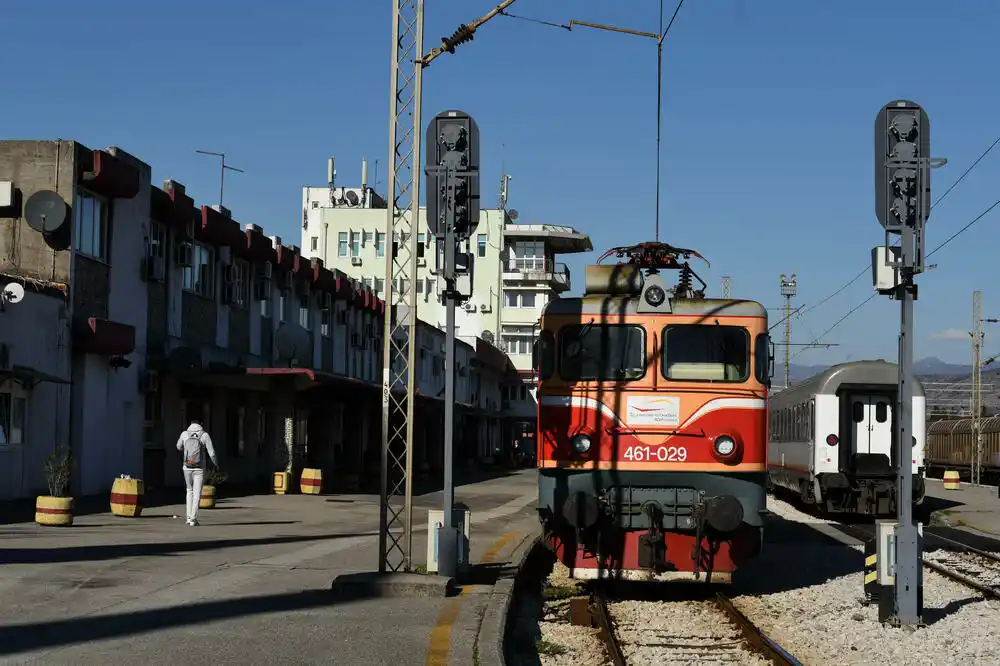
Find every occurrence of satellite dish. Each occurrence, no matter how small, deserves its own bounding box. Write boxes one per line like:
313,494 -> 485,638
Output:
345,190 -> 360,206
508,209 -> 519,221
24,190 -> 68,234
3,283 -> 24,304
275,323 -> 311,362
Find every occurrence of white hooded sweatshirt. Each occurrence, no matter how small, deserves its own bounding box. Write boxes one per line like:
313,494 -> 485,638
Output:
175,422 -> 218,470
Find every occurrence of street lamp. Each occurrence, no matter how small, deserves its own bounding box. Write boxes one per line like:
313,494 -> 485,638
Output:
195,150 -> 245,209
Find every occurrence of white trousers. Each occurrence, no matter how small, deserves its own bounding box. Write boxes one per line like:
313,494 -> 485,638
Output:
183,467 -> 205,522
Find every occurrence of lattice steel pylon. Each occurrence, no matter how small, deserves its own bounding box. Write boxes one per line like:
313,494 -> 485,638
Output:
380,0 -> 424,573
721,276 -> 732,299
971,289 -> 984,485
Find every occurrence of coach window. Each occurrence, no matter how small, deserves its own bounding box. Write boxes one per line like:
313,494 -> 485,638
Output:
875,401 -> 888,423
559,323 -> 645,381
662,324 -> 750,382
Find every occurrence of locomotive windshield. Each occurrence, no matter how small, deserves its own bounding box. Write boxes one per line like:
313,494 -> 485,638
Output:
662,324 -> 750,382
559,323 -> 645,381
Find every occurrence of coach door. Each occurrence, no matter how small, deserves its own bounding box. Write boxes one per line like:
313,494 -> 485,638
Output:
851,395 -> 893,462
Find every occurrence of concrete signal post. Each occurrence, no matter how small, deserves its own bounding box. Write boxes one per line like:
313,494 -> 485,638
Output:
425,109 -> 481,577
871,99 -> 947,627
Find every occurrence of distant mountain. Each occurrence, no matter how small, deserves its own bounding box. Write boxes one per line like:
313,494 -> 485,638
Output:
786,357 -> 974,384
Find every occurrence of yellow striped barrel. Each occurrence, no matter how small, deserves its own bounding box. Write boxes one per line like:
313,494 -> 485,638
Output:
300,468 -> 323,495
110,477 -> 144,517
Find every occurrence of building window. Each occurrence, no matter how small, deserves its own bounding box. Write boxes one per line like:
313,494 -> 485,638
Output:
350,231 -> 359,257
521,292 -> 536,308
416,279 -> 424,294
321,308 -> 332,338
310,236 -> 319,251
375,278 -> 385,295
477,234 -> 487,257
0,391 -> 26,447
376,232 -> 385,257
225,259 -> 250,308
511,241 -> 545,271
505,291 -> 518,308
363,231 -> 373,248
183,242 -> 215,298
501,325 -> 535,356
74,189 -> 109,261
146,222 -> 167,281
338,232 -> 348,257
298,291 -> 311,329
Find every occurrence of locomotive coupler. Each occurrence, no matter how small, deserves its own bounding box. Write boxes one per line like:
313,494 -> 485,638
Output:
637,502 -> 667,571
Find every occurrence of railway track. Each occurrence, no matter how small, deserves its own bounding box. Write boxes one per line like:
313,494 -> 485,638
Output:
591,584 -> 804,666
834,521 -> 1000,600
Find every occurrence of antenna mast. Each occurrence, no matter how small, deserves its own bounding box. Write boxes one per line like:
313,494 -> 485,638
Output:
780,273 -> 797,389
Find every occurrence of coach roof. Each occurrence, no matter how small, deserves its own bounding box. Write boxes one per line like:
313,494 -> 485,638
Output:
777,360 -> 926,399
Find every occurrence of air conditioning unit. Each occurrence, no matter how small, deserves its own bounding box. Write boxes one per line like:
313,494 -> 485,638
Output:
175,242 -> 194,267
351,256 -> 362,266
139,369 -> 160,393
463,302 -> 477,312
479,303 -> 491,313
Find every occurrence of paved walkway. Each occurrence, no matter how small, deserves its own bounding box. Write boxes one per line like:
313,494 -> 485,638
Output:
0,469 -> 541,665
923,476 -> 1000,536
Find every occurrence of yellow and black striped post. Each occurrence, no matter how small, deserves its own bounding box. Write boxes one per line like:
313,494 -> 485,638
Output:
863,537 -> 879,605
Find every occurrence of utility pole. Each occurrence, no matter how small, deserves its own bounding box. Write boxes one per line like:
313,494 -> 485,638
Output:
195,150 -> 244,209
721,276 -> 732,299
381,0 -> 517,574
873,99 -> 947,627
972,290 -> 983,485
779,274 -> 797,388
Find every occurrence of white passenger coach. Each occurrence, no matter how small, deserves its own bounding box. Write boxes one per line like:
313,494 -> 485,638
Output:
767,360 -> 926,515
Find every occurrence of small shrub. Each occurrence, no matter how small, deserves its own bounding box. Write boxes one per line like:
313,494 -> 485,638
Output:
44,445 -> 73,497
205,468 -> 229,486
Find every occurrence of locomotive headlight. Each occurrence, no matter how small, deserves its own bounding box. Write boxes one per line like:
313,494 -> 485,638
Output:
644,285 -> 666,307
713,435 -> 736,457
572,434 -> 592,453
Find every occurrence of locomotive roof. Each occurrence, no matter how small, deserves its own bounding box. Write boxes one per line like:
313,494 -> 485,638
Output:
543,296 -> 767,318
773,360 -> 926,402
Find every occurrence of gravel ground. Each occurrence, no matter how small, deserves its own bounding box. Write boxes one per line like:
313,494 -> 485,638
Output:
608,598 -> 770,666
923,548 -> 1000,588
507,559 -> 608,666
732,495 -> 1000,666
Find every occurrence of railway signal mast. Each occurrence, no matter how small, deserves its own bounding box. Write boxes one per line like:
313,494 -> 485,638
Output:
380,0 -> 517,574
872,99 -> 947,626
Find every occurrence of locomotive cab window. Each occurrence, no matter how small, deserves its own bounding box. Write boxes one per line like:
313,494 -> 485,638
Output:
534,330 -> 555,381
661,324 -> 750,382
875,401 -> 888,423
558,323 -> 645,382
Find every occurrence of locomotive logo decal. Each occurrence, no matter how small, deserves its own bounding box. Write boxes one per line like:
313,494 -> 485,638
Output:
625,396 -> 681,426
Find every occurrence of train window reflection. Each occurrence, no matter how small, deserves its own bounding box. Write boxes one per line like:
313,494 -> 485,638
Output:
661,324 -> 750,382
558,324 -> 645,381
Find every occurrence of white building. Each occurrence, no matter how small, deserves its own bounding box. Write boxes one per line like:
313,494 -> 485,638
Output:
300,163 -> 592,431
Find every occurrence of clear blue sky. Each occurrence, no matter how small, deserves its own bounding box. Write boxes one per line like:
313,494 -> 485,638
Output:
8,1 -> 998,365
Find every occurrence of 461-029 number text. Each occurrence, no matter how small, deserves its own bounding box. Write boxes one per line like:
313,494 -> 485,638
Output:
622,446 -> 687,462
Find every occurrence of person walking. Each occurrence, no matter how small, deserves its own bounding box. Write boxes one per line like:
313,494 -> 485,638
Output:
176,419 -> 219,526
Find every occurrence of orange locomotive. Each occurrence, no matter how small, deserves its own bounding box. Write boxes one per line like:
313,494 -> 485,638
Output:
534,242 -> 773,584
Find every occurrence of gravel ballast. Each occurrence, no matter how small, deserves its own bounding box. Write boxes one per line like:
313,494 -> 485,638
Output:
731,495 -> 1000,666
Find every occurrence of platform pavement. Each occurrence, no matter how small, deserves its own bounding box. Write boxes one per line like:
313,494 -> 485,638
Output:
0,469 -> 542,665
923,476 -> 1000,536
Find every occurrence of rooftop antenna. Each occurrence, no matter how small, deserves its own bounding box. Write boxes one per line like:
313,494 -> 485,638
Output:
328,157 -> 336,206
362,158 -> 369,207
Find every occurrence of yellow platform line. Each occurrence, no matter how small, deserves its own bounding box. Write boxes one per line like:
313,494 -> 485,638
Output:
425,530 -> 521,666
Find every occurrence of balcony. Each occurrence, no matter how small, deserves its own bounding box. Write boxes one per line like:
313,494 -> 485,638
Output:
502,260 -> 571,292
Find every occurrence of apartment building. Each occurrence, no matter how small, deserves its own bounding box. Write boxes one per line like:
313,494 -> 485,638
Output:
0,141 -> 511,502
300,162 -> 592,440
